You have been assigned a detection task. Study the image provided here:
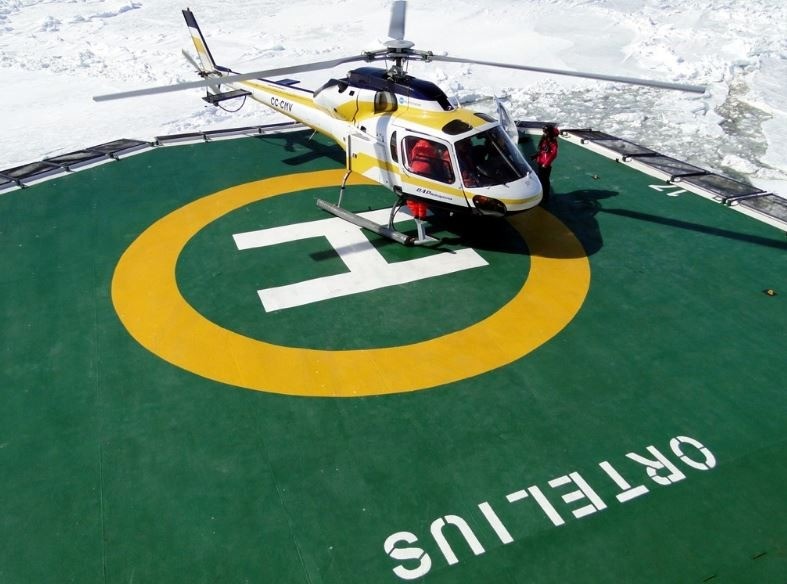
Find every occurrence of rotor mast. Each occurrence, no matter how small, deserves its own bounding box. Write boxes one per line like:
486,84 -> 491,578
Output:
382,0 -> 417,80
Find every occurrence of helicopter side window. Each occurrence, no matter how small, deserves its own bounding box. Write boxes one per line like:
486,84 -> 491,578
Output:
389,131 -> 398,163
374,90 -> 398,113
404,136 -> 455,184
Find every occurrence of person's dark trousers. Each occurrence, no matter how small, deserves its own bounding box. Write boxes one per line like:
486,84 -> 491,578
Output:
537,165 -> 552,205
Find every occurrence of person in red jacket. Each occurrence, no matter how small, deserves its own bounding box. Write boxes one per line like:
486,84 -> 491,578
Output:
534,124 -> 559,205
408,138 -> 438,177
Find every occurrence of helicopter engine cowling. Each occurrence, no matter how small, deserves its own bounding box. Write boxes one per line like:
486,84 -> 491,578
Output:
313,79 -> 358,121
313,78 -> 393,122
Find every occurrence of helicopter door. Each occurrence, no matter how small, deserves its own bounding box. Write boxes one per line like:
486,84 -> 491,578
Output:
401,135 -> 458,187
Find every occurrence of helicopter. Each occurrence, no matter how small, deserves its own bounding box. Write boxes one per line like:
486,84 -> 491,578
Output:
94,1 -> 706,246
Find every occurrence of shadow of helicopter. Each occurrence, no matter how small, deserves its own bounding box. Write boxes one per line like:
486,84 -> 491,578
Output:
599,207 -> 787,251
255,132 -> 346,166
417,188 -> 618,260
305,187 -> 619,262
532,186 -> 787,255
554,185 -> 787,252
546,188 -> 619,258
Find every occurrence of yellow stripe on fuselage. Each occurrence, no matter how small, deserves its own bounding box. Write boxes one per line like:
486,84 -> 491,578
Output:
352,152 -> 469,206
351,152 -> 398,176
236,79 -> 338,141
240,80 -> 315,108
334,100 -> 360,121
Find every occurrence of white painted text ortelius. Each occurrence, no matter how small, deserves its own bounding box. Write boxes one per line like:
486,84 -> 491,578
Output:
383,435 -> 716,580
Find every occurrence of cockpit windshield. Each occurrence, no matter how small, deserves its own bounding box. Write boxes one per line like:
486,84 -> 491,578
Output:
455,126 -> 530,188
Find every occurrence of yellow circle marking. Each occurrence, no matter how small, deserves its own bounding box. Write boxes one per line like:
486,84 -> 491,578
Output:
112,169 -> 590,397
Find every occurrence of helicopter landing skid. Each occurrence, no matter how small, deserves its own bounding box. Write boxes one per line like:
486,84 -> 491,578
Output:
315,199 -> 438,247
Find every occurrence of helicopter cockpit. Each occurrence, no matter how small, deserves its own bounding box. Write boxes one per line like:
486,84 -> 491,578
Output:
396,125 -> 531,189
391,122 -> 540,217
454,125 -> 531,188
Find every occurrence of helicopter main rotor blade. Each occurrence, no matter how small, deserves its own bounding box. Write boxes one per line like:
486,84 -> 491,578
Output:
388,0 -> 407,41
93,54 -> 369,102
430,55 -> 706,94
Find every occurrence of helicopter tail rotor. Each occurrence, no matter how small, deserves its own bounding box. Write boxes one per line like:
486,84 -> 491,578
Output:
181,49 -> 203,76
94,7 -> 373,102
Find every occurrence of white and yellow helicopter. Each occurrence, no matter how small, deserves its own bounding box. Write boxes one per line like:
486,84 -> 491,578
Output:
95,1 -> 705,245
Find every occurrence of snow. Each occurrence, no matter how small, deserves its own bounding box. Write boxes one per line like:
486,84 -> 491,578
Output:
1,0 -> 786,197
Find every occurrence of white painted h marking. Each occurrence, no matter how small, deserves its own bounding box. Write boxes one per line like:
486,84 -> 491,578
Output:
233,209 -> 488,312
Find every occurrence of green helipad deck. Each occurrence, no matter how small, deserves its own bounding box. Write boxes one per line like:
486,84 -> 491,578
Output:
1,128 -> 785,583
